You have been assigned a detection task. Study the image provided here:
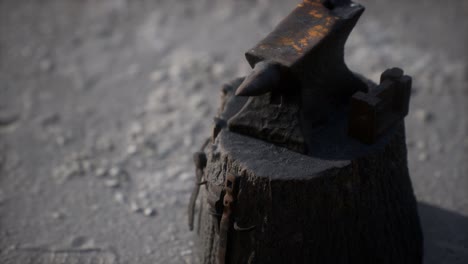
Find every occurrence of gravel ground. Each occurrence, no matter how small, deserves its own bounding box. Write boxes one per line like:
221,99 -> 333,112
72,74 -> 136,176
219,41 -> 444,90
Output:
0,0 -> 467,263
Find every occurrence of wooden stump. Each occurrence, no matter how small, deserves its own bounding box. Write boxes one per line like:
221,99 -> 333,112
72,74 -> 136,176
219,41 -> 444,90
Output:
191,80 -> 423,264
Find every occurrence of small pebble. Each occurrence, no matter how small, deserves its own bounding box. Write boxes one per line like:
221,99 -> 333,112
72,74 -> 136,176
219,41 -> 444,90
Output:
414,109 -> 434,123
95,167 -> 107,177
109,167 -> 120,177
211,63 -> 225,76
114,192 -> 125,203
130,202 -> 142,213
418,152 -> 428,162
104,179 -> 120,188
51,211 -> 65,220
127,144 -> 137,155
416,140 -> 426,150
143,208 -> 156,217
56,136 -> 66,146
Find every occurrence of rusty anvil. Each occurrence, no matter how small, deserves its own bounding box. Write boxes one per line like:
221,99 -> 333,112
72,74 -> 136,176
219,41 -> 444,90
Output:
225,0 -> 411,153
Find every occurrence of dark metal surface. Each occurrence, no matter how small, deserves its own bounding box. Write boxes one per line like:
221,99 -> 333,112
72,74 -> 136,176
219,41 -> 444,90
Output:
348,68 -> 412,144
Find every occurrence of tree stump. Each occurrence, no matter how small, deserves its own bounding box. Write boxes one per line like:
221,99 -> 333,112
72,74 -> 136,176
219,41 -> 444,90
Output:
190,80 -> 423,264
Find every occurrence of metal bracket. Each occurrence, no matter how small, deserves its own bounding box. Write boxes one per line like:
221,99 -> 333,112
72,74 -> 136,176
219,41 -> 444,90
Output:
188,140 -> 209,231
218,173 -> 239,264
348,68 -> 412,144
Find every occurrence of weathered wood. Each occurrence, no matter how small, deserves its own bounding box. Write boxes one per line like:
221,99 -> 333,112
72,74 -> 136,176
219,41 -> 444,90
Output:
192,80 -> 423,264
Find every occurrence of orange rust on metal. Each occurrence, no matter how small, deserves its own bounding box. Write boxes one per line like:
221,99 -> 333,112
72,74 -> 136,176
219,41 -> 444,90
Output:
309,9 -> 324,18
245,0 -> 339,68
304,0 -> 322,5
280,37 -> 303,52
245,0 -> 364,72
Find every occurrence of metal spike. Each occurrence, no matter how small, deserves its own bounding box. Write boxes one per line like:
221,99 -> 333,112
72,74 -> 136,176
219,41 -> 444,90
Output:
235,61 -> 282,96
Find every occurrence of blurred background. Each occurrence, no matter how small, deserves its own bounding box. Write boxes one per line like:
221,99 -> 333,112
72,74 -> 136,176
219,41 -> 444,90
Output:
0,0 -> 467,263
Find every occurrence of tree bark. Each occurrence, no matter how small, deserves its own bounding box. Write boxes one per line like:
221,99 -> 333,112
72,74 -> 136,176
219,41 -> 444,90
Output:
192,80 -> 423,264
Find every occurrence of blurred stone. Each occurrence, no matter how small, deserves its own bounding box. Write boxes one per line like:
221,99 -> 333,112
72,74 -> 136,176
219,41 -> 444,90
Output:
211,63 -> 225,76
127,144 -> 137,155
51,211 -> 65,220
416,140 -> 426,150
105,178 -> 120,188
109,167 -> 120,177
143,208 -> 156,217
414,109 -> 434,123
95,167 -> 107,177
130,202 -> 142,213
418,152 -> 429,162
114,192 -> 126,203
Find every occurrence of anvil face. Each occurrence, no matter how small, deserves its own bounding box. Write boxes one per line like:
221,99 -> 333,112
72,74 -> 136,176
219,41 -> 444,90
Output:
245,0 -> 364,70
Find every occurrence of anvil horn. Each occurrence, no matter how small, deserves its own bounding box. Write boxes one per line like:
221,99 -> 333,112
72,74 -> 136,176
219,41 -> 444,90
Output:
235,61 -> 283,96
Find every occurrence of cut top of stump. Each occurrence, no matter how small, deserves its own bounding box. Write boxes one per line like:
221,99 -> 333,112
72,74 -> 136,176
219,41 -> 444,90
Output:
215,85 -> 403,180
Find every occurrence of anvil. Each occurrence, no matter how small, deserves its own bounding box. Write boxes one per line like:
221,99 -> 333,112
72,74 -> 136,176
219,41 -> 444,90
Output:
226,0 -> 411,152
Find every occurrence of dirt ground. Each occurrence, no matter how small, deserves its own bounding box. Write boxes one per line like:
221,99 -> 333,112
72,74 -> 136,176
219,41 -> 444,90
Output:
0,0 -> 467,263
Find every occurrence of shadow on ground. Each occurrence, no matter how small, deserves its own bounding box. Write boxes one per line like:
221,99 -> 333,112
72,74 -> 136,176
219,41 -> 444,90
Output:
419,202 -> 468,264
